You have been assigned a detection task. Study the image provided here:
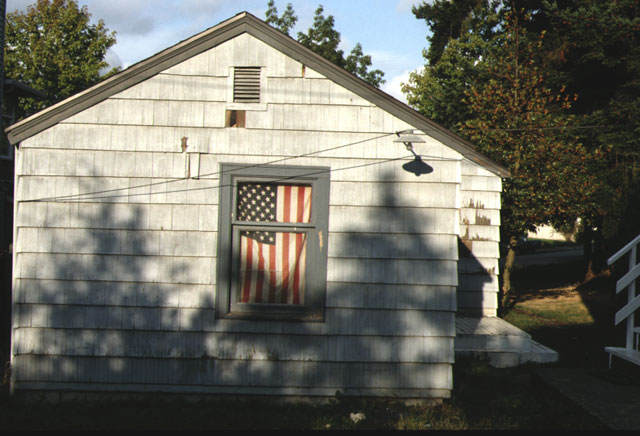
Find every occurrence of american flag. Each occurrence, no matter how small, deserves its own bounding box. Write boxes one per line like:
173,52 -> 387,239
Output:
236,182 -> 312,305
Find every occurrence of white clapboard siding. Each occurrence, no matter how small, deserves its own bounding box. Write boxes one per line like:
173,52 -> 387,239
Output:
14,278 -> 213,308
13,328 -> 453,363
12,355 -> 452,398
13,304 -> 454,338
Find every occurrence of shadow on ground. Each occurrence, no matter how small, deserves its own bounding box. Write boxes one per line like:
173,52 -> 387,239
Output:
506,259 -> 626,368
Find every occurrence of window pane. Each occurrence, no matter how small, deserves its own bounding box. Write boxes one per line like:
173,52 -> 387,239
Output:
236,182 -> 312,224
237,231 -> 307,305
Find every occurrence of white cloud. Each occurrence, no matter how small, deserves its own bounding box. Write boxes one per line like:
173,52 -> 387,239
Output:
104,48 -> 123,70
396,0 -> 418,13
81,0 -> 158,36
397,0 -> 434,12
381,69 -> 417,104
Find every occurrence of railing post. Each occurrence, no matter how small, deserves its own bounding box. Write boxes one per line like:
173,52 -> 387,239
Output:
628,245 -> 637,351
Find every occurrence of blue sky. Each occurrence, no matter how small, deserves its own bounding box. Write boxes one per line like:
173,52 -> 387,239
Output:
6,0 -> 433,102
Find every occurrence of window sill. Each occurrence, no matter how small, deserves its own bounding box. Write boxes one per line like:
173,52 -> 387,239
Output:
218,306 -> 325,322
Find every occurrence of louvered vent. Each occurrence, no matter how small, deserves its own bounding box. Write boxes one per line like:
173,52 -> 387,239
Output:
233,67 -> 261,103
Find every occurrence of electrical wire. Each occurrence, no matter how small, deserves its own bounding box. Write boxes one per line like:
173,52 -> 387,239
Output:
23,152 -> 442,203
16,122 -> 621,204
21,132 -> 397,203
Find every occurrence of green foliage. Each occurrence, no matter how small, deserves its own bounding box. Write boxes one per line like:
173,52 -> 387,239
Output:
407,0 -> 640,282
404,1 -> 502,127
409,5 -> 606,295
4,0 -> 118,119
344,43 -> 384,89
265,2 -> 384,88
412,0 -> 499,65
265,0 -> 297,36
403,33 -> 489,128
411,3 -> 604,240
460,12 -> 603,240
297,5 -> 345,67
544,0 -> 640,247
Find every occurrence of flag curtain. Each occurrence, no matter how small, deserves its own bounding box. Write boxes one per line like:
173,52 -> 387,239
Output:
236,182 -> 312,305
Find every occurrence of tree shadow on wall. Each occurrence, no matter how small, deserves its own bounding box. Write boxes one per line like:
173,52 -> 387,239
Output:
12,162 -> 495,399
12,193 -> 218,389
457,237 -> 497,316
208,165 -> 493,398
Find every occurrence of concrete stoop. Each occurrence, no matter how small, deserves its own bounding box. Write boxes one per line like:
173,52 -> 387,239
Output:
455,316 -> 559,368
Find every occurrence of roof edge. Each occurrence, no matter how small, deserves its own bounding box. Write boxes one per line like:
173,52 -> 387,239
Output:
5,12 -> 249,144
5,11 -> 510,178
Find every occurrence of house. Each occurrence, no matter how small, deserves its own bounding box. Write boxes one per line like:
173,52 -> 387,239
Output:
7,12 -> 521,400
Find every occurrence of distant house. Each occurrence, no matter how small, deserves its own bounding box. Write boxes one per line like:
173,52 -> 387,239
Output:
6,12 -> 511,400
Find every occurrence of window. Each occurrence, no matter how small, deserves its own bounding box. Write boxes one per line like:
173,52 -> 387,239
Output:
216,164 -> 330,321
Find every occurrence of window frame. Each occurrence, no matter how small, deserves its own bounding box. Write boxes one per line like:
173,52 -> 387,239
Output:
216,163 -> 330,322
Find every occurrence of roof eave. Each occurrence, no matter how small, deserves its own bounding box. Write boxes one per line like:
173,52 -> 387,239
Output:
5,11 -> 510,178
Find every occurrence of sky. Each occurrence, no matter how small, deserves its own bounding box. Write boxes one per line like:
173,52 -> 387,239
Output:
6,0 -> 433,103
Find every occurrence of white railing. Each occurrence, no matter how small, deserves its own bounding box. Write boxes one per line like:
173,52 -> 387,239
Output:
605,234 -> 640,367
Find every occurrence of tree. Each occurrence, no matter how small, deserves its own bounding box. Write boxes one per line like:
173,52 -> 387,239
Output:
404,0 -> 554,128
458,10 -> 603,302
4,0 -> 118,118
402,30 -> 490,128
265,0 -> 297,35
408,0 -> 633,286
543,0 -> 640,274
411,0 -> 498,66
265,2 -> 385,87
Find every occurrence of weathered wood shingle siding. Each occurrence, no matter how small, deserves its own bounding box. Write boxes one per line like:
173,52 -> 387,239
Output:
11,30 -> 473,398
458,160 -> 502,316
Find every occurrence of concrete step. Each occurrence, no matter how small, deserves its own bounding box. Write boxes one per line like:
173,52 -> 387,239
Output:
455,316 -> 531,352
455,316 -> 559,367
522,339 -> 560,364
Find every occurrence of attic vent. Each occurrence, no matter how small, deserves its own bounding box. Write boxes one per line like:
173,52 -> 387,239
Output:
233,67 -> 261,103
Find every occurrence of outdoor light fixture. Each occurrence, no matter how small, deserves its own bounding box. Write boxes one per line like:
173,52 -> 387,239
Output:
394,130 -> 432,176
393,130 -> 425,152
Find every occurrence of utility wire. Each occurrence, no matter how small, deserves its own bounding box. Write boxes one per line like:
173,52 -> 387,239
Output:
18,122 -> 622,203
24,132 -> 453,203
23,133 -> 396,203
24,153 -> 439,203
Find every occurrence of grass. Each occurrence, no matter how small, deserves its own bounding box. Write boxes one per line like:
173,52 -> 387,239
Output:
0,255 -> 622,430
504,259 -> 623,368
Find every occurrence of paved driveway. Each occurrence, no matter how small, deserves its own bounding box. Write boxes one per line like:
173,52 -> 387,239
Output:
514,246 -> 583,267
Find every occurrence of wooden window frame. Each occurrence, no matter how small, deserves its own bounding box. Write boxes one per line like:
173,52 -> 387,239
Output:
216,163 -> 330,322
